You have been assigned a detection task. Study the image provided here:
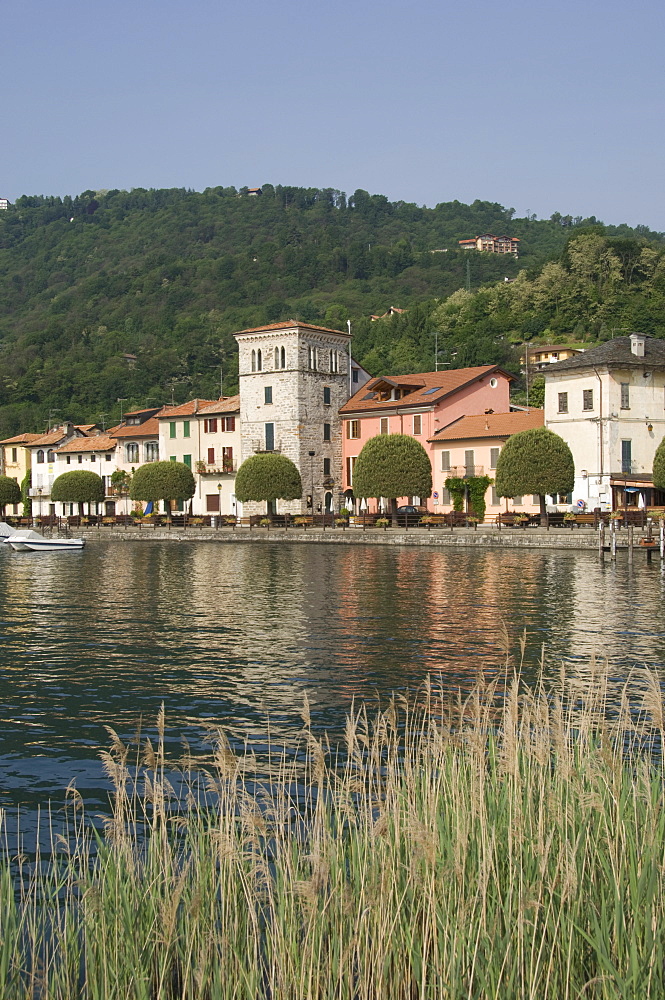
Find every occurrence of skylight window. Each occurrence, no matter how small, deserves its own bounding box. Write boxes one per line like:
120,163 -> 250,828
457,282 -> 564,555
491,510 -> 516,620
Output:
422,387 -> 442,395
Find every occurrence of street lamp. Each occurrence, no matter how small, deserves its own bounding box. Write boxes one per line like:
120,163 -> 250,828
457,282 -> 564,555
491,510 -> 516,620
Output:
217,482 -> 222,517
308,451 -> 315,512
37,487 -> 43,522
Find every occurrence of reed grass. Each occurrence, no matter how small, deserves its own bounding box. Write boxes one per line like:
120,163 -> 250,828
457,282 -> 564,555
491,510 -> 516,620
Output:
1,656 -> 665,999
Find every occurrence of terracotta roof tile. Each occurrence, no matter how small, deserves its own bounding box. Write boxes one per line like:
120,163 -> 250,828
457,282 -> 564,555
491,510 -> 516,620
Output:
198,395 -> 240,415
0,432 -> 42,445
29,429 -> 79,447
57,436 -> 117,453
339,366 -> 513,415
110,418 -> 161,438
428,409 -> 544,442
157,399 -> 217,417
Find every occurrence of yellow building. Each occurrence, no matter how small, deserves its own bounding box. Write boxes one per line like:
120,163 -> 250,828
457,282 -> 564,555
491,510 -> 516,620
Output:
0,433 -> 41,514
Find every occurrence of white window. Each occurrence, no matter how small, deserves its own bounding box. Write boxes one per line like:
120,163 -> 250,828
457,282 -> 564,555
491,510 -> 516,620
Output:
490,447 -> 500,468
125,443 -> 139,463
441,450 -> 450,472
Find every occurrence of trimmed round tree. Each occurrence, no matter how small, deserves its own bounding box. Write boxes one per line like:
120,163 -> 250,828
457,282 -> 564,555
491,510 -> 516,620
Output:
51,470 -> 105,514
495,427 -> 574,524
0,475 -> 21,515
235,454 -> 302,513
352,433 -> 432,519
130,461 -> 196,516
653,436 -> 665,492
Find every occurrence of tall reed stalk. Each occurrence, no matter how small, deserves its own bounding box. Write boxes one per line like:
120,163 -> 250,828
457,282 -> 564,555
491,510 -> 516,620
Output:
1,658 -> 665,998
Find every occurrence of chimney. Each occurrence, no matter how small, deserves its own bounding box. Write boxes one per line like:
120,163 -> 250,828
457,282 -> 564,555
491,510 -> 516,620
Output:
630,333 -> 646,357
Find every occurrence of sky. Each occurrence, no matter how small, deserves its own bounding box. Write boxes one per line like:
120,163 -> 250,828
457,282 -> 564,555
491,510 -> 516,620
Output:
2,0 -> 664,229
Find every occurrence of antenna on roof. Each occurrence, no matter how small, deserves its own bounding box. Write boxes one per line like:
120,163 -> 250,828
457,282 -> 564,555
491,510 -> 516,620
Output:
117,398 -> 128,423
98,413 -> 108,431
48,408 -> 60,431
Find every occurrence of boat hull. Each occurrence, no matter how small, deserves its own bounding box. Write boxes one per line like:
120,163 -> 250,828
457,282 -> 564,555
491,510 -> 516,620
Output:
4,533 -> 85,552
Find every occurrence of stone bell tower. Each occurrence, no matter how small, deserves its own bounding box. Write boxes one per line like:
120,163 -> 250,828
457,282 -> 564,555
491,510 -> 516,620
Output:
234,320 -> 353,514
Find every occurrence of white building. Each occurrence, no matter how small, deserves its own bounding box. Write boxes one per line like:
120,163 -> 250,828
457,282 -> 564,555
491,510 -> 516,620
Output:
234,321 -> 370,515
544,334 -> 665,510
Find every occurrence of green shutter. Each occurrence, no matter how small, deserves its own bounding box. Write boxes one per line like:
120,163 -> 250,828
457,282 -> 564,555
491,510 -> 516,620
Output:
183,454 -> 192,468
170,422 -> 176,439
183,421 -> 190,438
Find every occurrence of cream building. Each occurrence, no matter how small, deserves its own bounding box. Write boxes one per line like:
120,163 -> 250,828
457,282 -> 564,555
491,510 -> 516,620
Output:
544,334 -> 665,510
0,433 -> 41,513
234,321 -> 370,515
157,397 -> 241,515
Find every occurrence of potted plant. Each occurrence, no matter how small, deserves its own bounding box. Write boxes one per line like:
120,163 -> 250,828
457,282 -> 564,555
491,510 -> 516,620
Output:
195,460 -> 207,474
466,515 -> 480,530
334,516 -> 348,527
563,512 -> 577,528
294,516 -> 310,528
259,517 -> 271,528
513,513 -> 529,528
376,517 -> 390,529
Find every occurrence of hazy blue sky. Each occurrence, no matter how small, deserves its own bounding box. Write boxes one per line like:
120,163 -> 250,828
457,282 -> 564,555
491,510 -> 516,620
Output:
2,0 -> 663,228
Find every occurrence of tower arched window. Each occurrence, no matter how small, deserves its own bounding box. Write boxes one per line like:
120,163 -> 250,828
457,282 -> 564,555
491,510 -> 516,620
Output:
257,349 -> 262,371
251,350 -> 256,372
280,346 -> 285,368
274,347 -> 279,368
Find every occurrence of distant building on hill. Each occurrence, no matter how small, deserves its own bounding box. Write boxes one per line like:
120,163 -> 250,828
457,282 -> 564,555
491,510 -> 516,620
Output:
458,234 -> 520,256
0,199 -> 9,210
369,306 -> 407,321
520,344 -> 584,373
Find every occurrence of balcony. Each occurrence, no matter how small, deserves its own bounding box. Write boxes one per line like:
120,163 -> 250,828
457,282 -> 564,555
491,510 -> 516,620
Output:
445,465 -> 485,478
251,440 -> 282,455
196,461 -> 237,475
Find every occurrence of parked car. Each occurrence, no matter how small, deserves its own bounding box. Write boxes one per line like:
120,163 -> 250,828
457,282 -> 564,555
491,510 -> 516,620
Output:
394,505 -> 426,526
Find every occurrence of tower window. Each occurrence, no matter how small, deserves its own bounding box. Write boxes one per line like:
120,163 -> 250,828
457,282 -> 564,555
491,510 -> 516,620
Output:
323,386 -> 331,405
264,386 -> 273,404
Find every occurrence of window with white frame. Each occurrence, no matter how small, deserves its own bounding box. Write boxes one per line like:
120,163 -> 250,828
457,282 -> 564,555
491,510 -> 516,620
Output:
441,450 -> 450,472
125,443 -> 139,463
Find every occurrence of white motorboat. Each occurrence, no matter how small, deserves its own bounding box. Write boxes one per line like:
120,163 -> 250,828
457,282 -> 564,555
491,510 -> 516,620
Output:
3,529 -> 85,552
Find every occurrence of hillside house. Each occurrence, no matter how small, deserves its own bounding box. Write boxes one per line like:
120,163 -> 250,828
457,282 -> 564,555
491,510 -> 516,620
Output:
458,234 -> 520,256
0,433 -> 41,513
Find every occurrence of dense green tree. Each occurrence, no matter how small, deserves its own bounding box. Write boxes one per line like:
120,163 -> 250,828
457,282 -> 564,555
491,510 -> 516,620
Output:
652,437 -> 665,491
495,427 -> 574,524
21,469 -> 31,516
0,186 -> 663,436
129,460 -> 195,515
235,454 -> 302,511
51,470 -> 105,513
0,475 -> 21,514
352,434 -> 432,519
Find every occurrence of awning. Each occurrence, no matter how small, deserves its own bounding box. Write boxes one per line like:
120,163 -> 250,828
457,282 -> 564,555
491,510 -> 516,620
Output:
625,487 -> 642,493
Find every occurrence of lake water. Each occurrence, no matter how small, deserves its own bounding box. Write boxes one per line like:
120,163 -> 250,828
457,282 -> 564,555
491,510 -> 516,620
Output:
1,540 -> 664,824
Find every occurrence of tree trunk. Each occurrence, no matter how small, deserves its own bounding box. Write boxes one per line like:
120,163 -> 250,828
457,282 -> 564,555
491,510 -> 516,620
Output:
391,497 -> 398,528
539,493 -> 548,527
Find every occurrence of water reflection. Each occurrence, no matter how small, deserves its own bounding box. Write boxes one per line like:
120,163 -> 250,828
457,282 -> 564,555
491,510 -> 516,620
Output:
1,542 -> 664,815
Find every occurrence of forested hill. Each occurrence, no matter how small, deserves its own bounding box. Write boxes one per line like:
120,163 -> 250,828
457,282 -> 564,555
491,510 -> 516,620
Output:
0,183 -> 663,437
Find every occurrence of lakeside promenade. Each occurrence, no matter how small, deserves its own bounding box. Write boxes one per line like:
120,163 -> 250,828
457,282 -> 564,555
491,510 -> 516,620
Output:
69,523 -> 641,551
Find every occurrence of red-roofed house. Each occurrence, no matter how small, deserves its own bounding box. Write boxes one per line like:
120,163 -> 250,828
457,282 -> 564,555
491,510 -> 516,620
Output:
340,366 -> 515,511
157,397 -> 241,514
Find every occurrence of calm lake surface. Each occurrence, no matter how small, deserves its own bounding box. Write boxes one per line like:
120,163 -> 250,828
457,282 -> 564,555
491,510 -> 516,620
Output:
1,540 -> 664,823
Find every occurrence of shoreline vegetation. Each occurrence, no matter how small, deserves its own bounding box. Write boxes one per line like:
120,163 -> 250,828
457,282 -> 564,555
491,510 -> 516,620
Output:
2,657 -> 665,998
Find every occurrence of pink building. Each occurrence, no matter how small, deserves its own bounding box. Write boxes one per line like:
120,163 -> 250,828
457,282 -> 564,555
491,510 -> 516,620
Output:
339,365 -> 514,509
